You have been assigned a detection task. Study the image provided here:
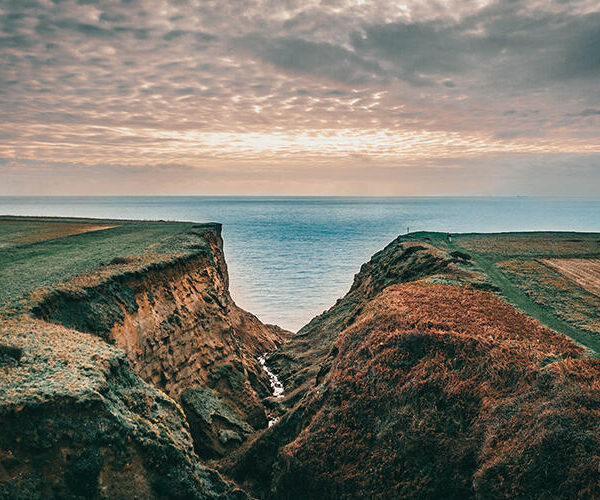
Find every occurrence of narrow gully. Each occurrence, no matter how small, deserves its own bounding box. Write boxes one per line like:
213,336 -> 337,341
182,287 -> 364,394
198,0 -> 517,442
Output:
258,352 -> 284,426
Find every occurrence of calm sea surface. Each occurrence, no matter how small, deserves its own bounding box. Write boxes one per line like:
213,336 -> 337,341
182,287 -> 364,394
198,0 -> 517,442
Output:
1,196 -> 599,331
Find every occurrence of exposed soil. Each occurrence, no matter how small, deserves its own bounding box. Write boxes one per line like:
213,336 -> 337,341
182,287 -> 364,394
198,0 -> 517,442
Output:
543,258 -> 600,297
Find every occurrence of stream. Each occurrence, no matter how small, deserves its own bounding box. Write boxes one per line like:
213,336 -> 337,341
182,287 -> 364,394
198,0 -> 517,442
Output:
258,353 -> 284,427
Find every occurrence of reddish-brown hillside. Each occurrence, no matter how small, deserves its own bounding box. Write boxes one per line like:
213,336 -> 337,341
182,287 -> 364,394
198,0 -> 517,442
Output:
230,238 -> 600,499
273,283 -> 599,498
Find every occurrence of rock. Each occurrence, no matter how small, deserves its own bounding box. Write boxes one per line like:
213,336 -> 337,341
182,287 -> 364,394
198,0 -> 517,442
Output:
219,430 -> 243,445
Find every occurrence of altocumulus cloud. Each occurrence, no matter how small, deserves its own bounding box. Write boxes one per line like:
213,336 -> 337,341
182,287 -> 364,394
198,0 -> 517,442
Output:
0,0 -> 598,195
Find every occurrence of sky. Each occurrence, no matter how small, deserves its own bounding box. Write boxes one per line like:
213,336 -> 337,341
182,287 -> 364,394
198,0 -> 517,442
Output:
1,0 -> 599,196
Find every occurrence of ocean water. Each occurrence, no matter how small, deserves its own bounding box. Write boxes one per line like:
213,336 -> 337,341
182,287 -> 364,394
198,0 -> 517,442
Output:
1,196 -> 600,331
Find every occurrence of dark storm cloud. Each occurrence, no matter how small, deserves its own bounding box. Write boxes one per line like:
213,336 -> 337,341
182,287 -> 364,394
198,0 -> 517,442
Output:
558,24 -> 600,79
576,109 -> 600,117
348,5 -> 600,88
350,21 -> 470,75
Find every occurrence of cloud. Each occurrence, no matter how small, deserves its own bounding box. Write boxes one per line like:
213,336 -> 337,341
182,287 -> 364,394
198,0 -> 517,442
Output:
235,35 -> 383,84
493,129 -> 545,140
3,153 -> 600,197
576,109 -> 600,117
346,4 -> 600,90
0,0 -> 598,195
350,21 -> 470,77
551,15 -> 600,80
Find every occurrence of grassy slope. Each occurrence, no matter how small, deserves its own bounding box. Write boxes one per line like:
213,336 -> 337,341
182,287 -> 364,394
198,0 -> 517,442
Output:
0,217 -> 202,310
269,282 -> 599,499
403,231 -> 600,355
234,234 -> 600,499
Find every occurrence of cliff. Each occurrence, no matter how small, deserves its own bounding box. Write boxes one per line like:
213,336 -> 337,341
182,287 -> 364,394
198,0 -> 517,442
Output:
0,317 -> 246,499
229,236 -> 600,499
0,219 -> 287,497
30,225 -> 287,455
265,238 -> 492,405
4,220 -> 600,499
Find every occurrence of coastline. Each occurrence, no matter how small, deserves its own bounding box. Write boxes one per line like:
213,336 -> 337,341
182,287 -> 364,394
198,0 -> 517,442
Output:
2,217 -> 600,498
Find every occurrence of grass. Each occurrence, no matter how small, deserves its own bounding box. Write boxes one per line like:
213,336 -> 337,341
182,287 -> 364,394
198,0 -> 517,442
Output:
0,217 -> 118,249
456,232 -> 600,258
0,217 -> 213,311
400,232 -> 600,355
466,253 -> 600,354
270,282 -> 600,499
498,259 -> 600,334
4,220 -> 599,358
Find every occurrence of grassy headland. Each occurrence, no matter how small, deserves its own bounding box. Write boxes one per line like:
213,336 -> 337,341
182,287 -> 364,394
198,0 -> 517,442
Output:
401,231 -> 600,354
0,216 -> 212,312
234,230 -> 600,499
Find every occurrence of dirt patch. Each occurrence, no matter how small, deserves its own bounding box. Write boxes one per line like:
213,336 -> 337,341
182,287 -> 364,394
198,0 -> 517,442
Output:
542,258 -> 600,297
0,220 -> 118,248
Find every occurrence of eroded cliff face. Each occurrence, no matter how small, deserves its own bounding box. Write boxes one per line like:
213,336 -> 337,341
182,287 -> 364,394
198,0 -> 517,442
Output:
1,222 -> 286,498
30,225 -> 288,460
229,237 -> 600,499
0,316 -> 247,499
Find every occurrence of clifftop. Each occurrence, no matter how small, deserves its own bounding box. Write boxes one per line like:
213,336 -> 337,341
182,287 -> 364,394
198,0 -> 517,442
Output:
0,217 -> 286,498
230,232 -> 600,499
3,220 -> 600,499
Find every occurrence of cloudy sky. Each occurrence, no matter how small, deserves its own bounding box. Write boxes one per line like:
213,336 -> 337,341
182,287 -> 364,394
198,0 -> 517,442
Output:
1,0 -> 599,195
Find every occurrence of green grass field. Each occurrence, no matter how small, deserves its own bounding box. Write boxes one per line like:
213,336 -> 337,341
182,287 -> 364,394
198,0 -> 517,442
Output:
0,216 -> 213,311
402,231 -> 600,355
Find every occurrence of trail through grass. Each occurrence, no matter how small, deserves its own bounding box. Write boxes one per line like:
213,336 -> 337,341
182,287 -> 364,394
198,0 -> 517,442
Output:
405,231 -> 600,356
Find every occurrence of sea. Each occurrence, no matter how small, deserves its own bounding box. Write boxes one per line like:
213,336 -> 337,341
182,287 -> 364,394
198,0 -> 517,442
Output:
1,196 -> 599,331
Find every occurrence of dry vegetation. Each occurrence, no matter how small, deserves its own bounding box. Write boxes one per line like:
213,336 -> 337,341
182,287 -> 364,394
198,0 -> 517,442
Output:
271,283 -> 600,499
497,259 -> 600,335
0,217 -> 118,248
451,232 -> 600,351
457,233 -> 600,258
232,235 -> 600,499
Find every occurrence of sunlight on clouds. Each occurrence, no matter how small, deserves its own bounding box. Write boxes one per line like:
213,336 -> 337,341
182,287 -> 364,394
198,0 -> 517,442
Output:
151,128 -> 599,159
1,0 -> 599,194
1,126 -> 598,166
